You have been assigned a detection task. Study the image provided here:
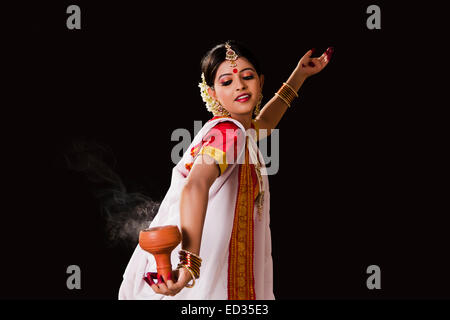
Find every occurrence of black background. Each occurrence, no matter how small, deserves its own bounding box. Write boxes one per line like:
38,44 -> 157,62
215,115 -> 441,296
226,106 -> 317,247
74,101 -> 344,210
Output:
1,1 -> 447,300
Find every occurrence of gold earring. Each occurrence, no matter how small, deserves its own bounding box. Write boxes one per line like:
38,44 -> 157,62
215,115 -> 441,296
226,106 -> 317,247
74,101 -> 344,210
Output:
216,101 -> 231,117
254,93 -> 263,117
211,99 -> 231,117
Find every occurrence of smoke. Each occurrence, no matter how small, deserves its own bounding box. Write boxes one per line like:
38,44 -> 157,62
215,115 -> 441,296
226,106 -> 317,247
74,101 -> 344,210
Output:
64,138 -> 160,247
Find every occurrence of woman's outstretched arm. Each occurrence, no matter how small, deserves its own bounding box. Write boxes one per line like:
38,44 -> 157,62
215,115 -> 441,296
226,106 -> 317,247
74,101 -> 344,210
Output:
179,154 -> 219,255
255,47 -> 333,138
149,153 -> 219,296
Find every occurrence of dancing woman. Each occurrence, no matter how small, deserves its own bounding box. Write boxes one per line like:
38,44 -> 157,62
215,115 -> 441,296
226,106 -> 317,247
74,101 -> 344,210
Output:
119,41 -> 333,299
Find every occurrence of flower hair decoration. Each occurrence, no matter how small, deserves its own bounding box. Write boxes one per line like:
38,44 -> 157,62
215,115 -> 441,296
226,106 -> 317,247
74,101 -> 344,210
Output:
199,73 -> 231,117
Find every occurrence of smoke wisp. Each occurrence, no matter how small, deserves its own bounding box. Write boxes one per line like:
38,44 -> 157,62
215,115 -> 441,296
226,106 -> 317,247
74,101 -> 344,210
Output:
64,138 -> 160,247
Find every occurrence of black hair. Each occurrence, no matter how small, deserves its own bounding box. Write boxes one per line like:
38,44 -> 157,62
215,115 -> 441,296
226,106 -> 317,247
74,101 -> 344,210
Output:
200,40 -> 262,88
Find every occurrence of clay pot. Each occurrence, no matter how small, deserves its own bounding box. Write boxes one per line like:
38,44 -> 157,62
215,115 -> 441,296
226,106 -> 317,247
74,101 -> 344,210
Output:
139,225 -> 182,280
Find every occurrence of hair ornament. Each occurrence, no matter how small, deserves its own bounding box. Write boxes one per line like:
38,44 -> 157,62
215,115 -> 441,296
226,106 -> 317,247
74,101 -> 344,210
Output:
199,73 -> 231,117
225,42 -> 238,68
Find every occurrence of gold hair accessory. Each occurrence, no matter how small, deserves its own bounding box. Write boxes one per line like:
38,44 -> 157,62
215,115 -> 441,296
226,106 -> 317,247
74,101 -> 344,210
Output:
275,82 -> 299,107
225,42 -> 238,68
199,73 -> 231,116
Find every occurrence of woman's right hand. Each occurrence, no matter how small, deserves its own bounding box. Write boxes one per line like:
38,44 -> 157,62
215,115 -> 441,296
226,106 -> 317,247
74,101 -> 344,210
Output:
144,267 -> 194,296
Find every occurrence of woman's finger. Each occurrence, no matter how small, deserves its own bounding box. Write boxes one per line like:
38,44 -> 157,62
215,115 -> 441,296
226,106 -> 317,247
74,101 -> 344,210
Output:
164,272 -> 179,295
318,56 -> 326,68
319,52 -> 328,65
143,272 -> 157,286
167,280 -> 184,296
304,48 -> 315,59
157,283 -> 171,295
142,272 -> 167,295
160,274 -> 180,295
166,270 -> 189,296
150,283 -> 161,294
166,268 -> 195,296
323,47 -> 334,65
326,47 -> 334,60
319,47 -> 334,67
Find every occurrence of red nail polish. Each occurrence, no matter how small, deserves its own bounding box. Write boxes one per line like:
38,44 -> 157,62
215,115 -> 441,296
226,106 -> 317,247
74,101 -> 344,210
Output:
143,277 -> 151,286
311,48 -> 316,54
143,273 -> 154,285
326,47 -> 334,59
157,274 -> 164,284
167,272 -> 173,281
308,61 -> 316,67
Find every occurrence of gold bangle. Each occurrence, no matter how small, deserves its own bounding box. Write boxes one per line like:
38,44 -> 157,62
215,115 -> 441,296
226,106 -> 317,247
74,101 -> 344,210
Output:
279,91 -> 295,104
282,82 -> 299,98
180,256 -> 202,268
178,263 -> 200,277
280,85 -> 297,101
181,265 -> 196,288
180,249 -> 202,262
275,92 -> 291,107
276,83 -> 299,107
178,249 -> 202,280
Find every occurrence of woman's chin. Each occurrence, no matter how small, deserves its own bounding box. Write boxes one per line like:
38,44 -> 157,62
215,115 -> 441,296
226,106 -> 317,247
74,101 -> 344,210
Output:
232,102 -> 255,114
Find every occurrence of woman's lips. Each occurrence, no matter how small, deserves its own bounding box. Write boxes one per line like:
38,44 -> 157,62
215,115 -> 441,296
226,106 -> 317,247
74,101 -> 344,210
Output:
235,94 -> 251,102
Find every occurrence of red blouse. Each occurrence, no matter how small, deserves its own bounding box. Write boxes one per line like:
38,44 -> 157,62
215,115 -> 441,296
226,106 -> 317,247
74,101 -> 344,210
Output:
186,116 -> 253,176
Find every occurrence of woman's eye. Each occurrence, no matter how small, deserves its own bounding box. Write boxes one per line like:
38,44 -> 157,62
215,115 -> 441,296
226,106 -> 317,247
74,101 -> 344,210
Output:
243,75 -> 254,80
221,80 -> 232,86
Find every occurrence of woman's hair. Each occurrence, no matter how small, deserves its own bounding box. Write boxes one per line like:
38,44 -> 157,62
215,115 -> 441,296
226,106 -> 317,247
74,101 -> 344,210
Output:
200,40 -> 262,88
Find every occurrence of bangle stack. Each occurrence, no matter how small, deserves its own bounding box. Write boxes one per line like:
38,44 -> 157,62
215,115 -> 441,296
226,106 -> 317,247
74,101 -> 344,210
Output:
177,249 -> 202,288
275,82 -> 299,107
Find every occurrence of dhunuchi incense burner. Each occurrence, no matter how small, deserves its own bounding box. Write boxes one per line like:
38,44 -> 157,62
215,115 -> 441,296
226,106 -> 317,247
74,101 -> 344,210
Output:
139,225 -> 181,280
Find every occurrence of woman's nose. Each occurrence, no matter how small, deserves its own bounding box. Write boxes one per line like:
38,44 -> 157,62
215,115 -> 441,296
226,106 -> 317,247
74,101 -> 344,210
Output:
235,77 -> 247,91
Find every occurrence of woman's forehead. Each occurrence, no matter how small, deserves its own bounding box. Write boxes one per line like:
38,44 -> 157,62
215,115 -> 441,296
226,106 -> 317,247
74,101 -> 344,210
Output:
216,57 -> 253,74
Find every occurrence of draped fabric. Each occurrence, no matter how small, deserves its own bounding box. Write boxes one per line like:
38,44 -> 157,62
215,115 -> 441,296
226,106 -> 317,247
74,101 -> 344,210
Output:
228,138 -> 260,299
118,116 -> 274,300
185,119 -> 240,176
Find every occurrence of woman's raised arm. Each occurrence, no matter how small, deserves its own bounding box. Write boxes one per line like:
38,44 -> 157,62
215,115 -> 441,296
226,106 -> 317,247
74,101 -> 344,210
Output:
255,47 -> 334,138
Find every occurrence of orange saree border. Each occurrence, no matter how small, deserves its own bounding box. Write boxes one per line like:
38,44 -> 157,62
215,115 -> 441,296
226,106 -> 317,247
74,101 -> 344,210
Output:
228,141 -> 256,300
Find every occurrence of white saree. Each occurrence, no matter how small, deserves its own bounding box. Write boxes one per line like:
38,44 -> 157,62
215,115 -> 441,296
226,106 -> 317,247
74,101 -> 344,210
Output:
118,117 -> 274,300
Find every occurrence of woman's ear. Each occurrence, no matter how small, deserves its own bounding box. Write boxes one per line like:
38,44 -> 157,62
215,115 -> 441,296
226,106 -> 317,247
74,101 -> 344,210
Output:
259,74 -> 265,90
207,87 -> 216,99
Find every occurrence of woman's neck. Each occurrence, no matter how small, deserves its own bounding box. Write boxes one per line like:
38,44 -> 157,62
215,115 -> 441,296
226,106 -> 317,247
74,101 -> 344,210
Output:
229,113 -> 252,131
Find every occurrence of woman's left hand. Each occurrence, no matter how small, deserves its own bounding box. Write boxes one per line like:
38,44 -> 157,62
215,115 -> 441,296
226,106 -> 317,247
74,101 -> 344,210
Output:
144,267 -> 194,297
296,47 -> 334,79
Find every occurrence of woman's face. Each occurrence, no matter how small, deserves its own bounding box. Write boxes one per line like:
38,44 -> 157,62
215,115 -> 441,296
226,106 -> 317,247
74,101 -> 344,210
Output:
209,57 -> 264,117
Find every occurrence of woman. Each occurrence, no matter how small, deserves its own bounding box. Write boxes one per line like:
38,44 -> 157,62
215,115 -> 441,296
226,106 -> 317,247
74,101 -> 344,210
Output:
119,41 -> 333,300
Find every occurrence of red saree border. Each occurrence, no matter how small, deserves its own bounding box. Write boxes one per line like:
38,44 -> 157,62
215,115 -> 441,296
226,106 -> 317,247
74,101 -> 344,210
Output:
228,141 -> 256,300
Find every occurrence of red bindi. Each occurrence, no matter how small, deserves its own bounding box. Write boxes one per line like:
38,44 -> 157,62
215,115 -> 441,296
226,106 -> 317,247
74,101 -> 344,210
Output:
233,68 -> 238,73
